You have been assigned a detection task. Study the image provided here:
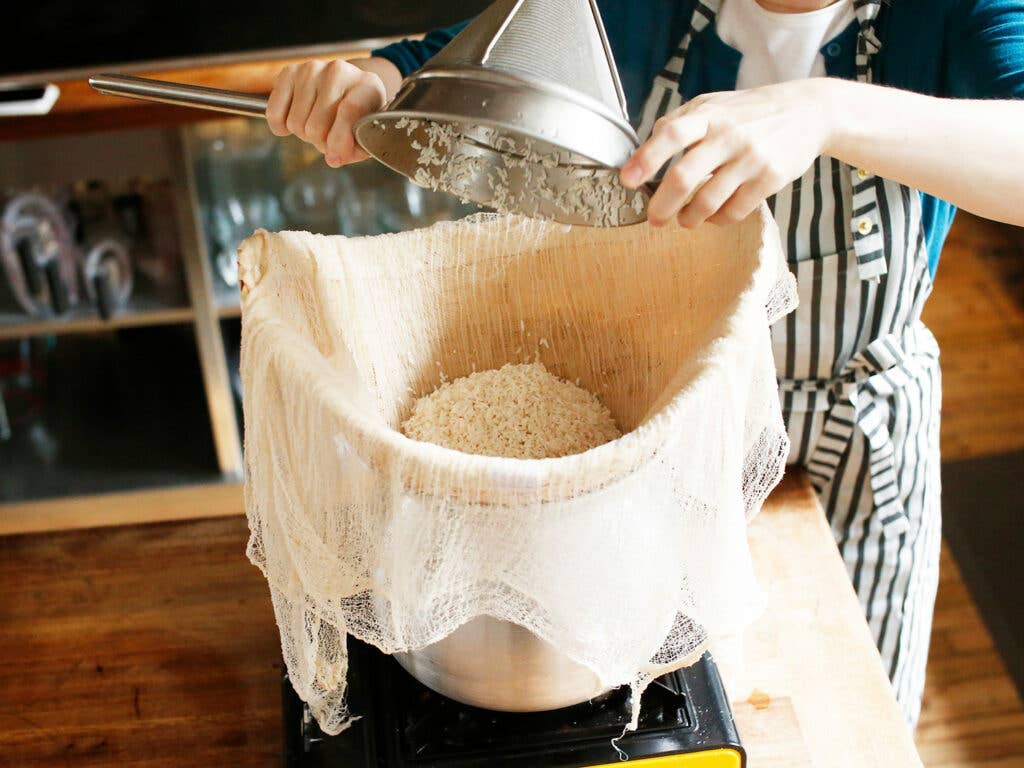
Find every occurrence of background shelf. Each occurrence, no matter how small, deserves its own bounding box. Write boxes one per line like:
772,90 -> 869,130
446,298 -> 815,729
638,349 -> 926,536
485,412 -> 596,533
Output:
0,327 -> 221,504
0,294 -> 193,340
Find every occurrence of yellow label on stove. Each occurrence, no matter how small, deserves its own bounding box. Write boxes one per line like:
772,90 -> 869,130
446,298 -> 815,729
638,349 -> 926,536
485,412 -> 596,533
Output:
590,748 -> 743,768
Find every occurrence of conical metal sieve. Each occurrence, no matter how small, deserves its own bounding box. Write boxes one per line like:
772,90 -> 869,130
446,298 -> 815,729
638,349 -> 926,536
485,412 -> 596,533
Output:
89,0 -> 650,226
353,0 -> 650,226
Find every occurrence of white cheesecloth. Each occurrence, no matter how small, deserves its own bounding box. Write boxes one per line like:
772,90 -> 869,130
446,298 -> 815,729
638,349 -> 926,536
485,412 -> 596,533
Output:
238,208 -> 796,734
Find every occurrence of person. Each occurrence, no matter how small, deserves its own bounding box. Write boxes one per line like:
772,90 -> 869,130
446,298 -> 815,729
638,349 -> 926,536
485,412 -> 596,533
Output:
265,0 -> 1024,727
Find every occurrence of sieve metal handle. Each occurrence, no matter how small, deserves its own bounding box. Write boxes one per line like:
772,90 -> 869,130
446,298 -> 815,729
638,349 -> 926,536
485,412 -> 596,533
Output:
88,74 -> 268,118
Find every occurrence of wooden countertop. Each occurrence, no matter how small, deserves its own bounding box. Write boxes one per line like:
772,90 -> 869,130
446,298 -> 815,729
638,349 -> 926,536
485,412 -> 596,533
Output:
0,472 -> 922,766
732,473 -> 923,767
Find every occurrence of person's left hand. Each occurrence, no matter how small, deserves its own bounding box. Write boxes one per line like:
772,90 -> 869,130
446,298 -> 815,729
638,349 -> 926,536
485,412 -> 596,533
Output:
620,79 -> 836,228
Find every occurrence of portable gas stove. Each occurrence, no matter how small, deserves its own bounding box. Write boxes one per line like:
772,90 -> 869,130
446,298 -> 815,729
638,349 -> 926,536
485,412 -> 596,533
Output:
282,638 -> 744,767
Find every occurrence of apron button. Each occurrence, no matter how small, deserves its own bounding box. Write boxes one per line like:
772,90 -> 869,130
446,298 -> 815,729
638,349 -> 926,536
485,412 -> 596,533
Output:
856,216 -> 874,235
857,168 -> 870,180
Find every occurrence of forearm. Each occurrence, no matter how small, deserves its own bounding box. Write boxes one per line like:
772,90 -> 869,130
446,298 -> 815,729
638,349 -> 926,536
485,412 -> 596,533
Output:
821,78 -> 1024,226
353,57 -> 403,100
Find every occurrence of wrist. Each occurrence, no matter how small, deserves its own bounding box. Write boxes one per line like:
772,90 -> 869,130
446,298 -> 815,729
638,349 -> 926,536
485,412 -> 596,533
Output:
809,78 -> 847,158
355,57 -> 403,100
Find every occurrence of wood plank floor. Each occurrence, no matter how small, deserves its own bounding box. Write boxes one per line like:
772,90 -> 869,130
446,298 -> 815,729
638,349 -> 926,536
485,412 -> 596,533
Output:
917,212 -> 1024,767
918,547 -> 1024,768
922,213 -> 1024,463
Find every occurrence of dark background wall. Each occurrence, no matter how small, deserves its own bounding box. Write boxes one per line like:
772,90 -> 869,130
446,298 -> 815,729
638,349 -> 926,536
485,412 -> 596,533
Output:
3,0 -> 491,78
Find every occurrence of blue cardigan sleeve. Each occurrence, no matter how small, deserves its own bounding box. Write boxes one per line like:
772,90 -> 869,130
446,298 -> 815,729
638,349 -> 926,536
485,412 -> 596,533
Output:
922,0 -> 1024,276
371,21 -> 472,77
944,0 -> 1024,98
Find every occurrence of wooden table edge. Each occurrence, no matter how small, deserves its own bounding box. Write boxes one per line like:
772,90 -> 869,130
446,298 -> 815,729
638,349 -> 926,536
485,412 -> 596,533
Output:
732,470 -> 924,767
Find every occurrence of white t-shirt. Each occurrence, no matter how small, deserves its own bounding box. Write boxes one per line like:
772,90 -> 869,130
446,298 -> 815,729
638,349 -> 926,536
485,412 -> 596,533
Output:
716,0 -> 856,89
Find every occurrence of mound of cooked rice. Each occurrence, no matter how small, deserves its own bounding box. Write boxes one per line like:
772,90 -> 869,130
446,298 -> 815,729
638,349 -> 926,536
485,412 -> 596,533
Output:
400,362 -> 621,459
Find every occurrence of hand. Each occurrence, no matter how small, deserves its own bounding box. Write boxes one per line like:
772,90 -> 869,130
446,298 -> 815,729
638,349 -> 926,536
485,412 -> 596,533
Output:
620,80 -> 836,228
266,59 -> 389,167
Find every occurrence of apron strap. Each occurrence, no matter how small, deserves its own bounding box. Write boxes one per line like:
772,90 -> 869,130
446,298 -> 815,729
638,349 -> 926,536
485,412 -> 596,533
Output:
637,0 -> 723,139
779,325 -> 939,534
853,0 -> 883,83
848,0 -> 888,282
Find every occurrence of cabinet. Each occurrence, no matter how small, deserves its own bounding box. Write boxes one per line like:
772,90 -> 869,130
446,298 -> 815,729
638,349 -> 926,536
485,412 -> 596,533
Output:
0,46 -> 374,530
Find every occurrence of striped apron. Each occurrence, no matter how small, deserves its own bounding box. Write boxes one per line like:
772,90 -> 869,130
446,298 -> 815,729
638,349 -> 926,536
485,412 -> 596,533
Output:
638,0 -> 943,727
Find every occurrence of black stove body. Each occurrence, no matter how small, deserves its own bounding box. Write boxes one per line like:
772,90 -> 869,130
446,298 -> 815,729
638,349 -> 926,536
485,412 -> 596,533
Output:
282,639 -> 744,768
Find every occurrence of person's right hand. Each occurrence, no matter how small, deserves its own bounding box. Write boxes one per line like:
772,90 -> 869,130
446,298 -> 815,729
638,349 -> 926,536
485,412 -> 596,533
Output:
266,59 -> 388,167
